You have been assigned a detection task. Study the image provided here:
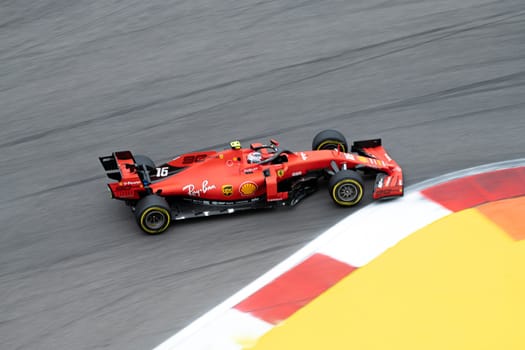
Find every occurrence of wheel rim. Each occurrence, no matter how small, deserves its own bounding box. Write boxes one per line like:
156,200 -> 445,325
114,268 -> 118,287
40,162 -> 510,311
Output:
317,140 -> 346,152
336,182 -> 360,202
144,210 -> 167,230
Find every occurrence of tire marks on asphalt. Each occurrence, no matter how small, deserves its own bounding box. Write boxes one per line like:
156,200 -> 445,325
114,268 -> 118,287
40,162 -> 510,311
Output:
2,9 -> 522,151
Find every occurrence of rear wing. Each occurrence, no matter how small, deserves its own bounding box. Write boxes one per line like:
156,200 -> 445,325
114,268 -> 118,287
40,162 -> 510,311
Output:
99,151 -> 153,200
99,151 -> 152,185
99,151 -> 136,181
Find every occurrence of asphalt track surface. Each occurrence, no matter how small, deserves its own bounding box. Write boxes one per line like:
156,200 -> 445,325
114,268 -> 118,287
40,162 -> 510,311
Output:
1,0 -> 524,349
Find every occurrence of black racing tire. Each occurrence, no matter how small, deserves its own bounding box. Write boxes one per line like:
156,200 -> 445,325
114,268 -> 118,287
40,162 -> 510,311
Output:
312,129 -> 349,153
328,170 -> 364,207
135,195 -> 171,234
134,154 -> 156,172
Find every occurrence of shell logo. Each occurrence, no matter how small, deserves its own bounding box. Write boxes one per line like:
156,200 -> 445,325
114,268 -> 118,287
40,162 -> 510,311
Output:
239,181 -> 258,196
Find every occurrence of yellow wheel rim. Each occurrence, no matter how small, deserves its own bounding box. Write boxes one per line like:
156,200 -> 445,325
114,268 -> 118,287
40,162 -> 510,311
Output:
316,140 -> 346,152
140,207 -> 170,234
332,179 -> 363,206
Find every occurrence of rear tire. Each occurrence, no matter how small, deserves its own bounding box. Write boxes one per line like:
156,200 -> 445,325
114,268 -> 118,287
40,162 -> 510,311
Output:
135,195 -> 171,234
312,129 -> 348,152
329,170 -> 364,206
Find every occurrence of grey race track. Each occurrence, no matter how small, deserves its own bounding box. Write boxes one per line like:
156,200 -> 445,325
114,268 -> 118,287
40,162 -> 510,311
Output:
1,1 -> 524,349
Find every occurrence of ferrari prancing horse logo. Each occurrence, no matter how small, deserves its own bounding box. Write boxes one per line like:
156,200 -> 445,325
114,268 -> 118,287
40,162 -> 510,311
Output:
277,169 -> 285,177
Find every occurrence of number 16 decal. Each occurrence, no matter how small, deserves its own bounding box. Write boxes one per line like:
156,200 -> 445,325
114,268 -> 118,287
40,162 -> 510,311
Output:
156,167 -> 169,177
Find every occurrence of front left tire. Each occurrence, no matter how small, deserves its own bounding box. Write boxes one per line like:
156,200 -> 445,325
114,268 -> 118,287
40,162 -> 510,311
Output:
328,170 -> 364,206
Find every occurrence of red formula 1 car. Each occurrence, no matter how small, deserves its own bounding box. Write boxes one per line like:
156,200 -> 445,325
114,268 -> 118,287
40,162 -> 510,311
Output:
99,130 -> 403,234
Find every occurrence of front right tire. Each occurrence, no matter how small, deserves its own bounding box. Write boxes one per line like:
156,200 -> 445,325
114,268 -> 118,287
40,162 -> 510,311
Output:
312,129 -> 349,152
135,195 -> 171,234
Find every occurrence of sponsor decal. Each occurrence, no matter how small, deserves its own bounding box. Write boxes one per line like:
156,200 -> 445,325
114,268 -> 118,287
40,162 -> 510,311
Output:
222,185 -> 233,197
239,181 -> 258,196
182,154 -> 207,164
369,158 -> 383,166
116,190 -> 135,198
277,169 -> 285,177
300,152 -> 308,160
244,166 -> 258,173
122,180 -> 141,186
182,180 -> 217,197
344,153 -> 355,160
292,171 -> 302,176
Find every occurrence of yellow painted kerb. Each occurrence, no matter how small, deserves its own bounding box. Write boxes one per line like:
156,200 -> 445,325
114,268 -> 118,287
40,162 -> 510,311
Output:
248,208 -> 525,350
